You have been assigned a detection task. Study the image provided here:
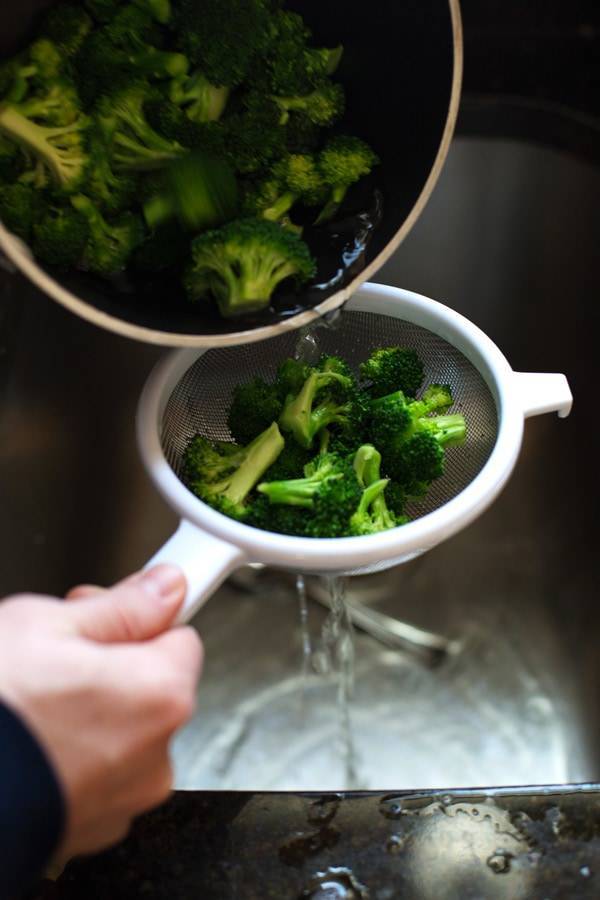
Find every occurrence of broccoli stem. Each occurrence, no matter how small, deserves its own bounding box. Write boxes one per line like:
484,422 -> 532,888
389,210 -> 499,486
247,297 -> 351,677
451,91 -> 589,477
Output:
222,422 -> 285,506
431,414 -> 467,447
0,106 -> 82,188
279,370 -> 350,448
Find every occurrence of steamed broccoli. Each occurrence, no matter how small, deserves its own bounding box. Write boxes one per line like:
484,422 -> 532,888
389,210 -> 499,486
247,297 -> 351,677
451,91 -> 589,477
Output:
273,80 -> 344,127
258,451 -> 344,507
0,99 -> 89,191
75,7 -> 188,103
370,387 -> 466,495
97,84 -> 186,171
41,5 -> 93,57
184,422 -> 285,519
173,0 -> 270,87
316,135 -> 379,223
70,193 -> 144,275
170,71 -> 230,123
87,134 -> 138,213
32,202 -> 90,267
278,355 -> 360,449
259,9 -> 343,95
222,93 -> 287,174
227,377 -> 283,444
143,151 -> 238,231
184,218 -> 315,318
349,444 -> 406,535
243,153 -> 325,224
0,182 -> 43,241
360,346 -> 425,399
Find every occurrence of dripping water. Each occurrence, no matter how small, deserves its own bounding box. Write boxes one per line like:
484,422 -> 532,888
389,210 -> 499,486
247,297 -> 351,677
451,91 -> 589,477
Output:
296,574 -> 313,714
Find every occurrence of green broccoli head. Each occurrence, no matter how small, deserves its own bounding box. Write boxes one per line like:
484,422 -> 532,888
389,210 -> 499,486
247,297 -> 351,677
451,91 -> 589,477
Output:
349,444 -> 404,535
169,72 -> 230,123
32,202 -> 90,267
278,356 -> 359,450
316,135 -> 379,223
70,193 -> 144,275
222,93 -> 287,175
96,84 -> 186,171
360,347 -> 425,399
184,218 -> 315,318
370,387 -> 466,493
273,80 -> 345,127
173,0 -> 270,87
259,9 -> 343,96
257,451 -> 345,507
227,377 -> 283,444
184,422 -> 285,520
0,182 -> 43,241
41,5 -> 93,57
87,134 -> 139,214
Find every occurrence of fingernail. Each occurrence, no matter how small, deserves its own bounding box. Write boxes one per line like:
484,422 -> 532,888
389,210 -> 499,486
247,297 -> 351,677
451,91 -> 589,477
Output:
141,565 -> 185,602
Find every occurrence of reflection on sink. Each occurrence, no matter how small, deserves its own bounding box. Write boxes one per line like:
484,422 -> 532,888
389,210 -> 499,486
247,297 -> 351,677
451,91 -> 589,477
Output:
0,133 -> 598,791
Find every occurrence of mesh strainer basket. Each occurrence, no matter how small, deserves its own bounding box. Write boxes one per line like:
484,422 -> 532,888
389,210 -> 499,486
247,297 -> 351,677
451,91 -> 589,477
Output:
137,284 -> 572,622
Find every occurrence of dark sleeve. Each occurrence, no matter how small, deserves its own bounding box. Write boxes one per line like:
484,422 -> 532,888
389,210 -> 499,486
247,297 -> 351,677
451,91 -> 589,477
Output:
0,702 -> 65,900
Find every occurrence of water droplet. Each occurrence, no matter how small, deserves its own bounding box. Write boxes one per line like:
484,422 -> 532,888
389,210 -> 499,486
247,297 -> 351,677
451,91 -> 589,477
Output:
301,867 -> 369,899
379,795 -> 403,820
580,866 -> 591,878
486,850 -> 513,874
385,834 -> 404,855
471,808 -> 480,816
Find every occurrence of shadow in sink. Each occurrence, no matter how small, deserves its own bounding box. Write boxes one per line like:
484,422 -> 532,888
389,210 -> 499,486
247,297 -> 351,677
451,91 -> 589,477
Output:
0,126 -> 598,791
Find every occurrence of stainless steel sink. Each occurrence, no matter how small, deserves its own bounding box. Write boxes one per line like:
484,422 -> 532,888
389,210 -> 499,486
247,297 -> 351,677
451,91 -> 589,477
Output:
0,133 -> 597,792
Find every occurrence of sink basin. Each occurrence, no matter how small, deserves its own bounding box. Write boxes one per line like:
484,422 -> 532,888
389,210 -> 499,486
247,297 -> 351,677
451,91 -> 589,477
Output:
1,128 -> 597,791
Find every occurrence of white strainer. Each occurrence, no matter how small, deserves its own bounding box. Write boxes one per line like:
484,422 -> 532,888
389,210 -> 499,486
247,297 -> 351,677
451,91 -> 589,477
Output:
137,283 -> 572,622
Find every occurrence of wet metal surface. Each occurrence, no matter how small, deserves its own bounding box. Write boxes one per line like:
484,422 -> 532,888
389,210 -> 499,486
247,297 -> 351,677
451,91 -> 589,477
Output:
38,789 -> 600,899
1,133 -> 599,797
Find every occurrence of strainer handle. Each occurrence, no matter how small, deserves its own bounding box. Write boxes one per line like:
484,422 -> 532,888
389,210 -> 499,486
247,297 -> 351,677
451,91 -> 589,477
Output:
146,520 -> 246,623
513,372 -> 573,419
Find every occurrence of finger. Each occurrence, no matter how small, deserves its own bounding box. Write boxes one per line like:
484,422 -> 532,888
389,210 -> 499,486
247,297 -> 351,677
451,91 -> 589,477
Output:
68,566 -> 187,644
151,627 -> 204,685
65,585 -> 105,601
65,570 -> 144,602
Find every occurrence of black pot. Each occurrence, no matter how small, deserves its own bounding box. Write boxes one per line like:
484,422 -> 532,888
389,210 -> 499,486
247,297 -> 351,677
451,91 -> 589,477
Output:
0,0 -> 462,346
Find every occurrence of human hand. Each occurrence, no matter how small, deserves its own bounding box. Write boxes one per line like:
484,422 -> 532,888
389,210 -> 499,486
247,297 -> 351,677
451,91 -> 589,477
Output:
0,565 -> 203,863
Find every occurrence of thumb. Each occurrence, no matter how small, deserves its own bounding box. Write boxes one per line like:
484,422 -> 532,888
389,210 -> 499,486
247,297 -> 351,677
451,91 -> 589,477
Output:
67,565 -> 187,644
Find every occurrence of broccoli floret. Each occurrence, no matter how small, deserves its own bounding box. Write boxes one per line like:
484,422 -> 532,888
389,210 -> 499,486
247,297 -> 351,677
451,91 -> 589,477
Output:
261,439 -> 311,482
0,100 -> 89,191
143,151 -> 238,231
370,388 -> 466,494
360,347 -> 425,399
222,94 -> 286,175
28,39 -> 64,84
278,356 -> 359,449
251,451 -> 361,537
70,193 -> 144,275
97,85 -> 186,171
184,218 -> 315,318
260,10 -> 343,95
243,153 -> 326,224
273,80 -> 344,127
173,0 -> 270,87
86,134 -> 138,214
227,377 -> 283,444
316,135 -> 379,224
258,450 -> 346,507
170,72 -> 230,123
349,445 -> 405,535
184,422 -> 285,520
75,8 -> 188,104
32,202 -> 90,267
0,182 -> 43,241
15,79 -> 81,128
41,5 -> 93,57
